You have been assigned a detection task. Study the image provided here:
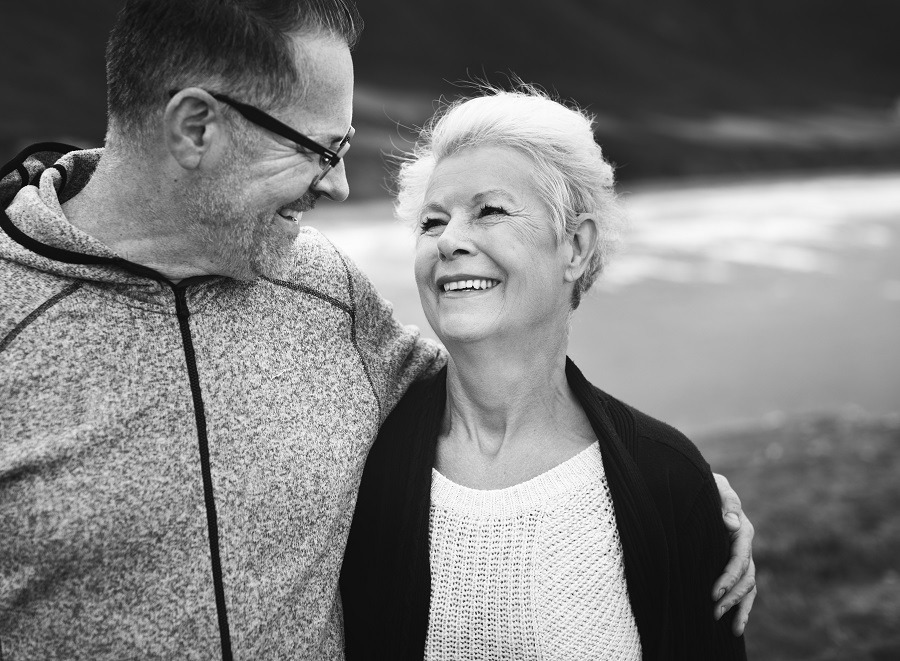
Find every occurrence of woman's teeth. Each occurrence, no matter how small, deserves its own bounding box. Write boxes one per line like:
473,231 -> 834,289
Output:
442,279 -> 500,292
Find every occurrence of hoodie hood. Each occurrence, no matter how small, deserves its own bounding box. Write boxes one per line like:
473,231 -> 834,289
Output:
0,143 -> 169,287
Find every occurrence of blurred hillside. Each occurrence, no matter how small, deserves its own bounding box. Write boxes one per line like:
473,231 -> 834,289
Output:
701,411 -> 900,660
2,0 -> 899,196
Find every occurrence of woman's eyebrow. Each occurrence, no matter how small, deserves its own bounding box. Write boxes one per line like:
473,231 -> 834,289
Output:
422,201 -> 447,215
472,189 -> 516,205
422,190 -> 517,215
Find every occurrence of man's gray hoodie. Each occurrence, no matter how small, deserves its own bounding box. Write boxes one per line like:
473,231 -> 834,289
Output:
0,145 -> 443,660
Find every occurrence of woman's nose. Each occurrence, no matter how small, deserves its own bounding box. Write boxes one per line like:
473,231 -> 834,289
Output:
437,217 -> 474,261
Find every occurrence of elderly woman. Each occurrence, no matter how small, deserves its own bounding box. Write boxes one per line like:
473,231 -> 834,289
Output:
340,89 -> 752,660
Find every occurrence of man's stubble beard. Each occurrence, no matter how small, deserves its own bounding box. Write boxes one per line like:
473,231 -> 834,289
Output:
185,158 -> 303,282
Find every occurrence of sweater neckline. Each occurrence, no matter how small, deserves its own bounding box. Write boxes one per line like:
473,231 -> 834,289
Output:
430,443 -> 604,515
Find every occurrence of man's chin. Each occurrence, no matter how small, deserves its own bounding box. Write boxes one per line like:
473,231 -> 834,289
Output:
201,210 -> 300,281
247,239 -> 299,281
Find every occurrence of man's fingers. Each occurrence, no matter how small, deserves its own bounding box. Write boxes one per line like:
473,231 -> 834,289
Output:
712,517 -> 753,599
731,585 -> 757,636
714,473 -> 743,530
712,472 -> 758,632
714,559 -> 757,621
724,511 -> 740,530
712,549 -> 750,599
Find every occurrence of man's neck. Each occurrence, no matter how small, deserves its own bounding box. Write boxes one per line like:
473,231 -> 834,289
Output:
61,150 -> 219,283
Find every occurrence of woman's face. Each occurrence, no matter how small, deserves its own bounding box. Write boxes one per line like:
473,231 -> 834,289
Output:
414,146 -> 574,347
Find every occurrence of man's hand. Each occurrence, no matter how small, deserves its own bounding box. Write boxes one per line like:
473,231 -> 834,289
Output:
712,473 -> 757,636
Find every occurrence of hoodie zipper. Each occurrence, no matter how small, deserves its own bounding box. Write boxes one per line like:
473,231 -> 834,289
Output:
2,146 -> 235,657
173,283 -> 233,661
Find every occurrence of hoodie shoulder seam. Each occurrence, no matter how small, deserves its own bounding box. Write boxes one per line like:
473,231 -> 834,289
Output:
0,281 -> 84,355
261,276 -> 352,314
325,236 -> 384,423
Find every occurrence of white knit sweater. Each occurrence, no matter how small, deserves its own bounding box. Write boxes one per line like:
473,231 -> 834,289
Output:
426,444 -> 642,661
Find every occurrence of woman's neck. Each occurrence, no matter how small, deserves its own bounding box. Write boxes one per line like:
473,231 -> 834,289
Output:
438,335 -> 596,488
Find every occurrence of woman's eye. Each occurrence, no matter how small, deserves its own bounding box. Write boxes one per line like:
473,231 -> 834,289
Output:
419,217 -> 445,232
479,204 -> 507,217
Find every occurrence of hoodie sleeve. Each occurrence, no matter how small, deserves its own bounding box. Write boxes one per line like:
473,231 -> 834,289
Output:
339,246 -> 446,424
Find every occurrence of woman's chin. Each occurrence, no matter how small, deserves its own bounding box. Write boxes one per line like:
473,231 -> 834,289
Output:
431,317 -> 496,347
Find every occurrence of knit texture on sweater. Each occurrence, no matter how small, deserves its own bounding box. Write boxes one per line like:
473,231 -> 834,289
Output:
0,145 -> 444,660
426,444 -> 642,661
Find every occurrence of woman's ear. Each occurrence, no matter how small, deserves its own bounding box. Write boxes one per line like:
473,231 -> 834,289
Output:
563,213 -> 600,283
164,88 -> 227,170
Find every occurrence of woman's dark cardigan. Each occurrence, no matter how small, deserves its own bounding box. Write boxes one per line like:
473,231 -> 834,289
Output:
340,358 -> 746,660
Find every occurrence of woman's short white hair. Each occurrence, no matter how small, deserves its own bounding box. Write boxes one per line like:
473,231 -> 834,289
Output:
395,85 -> 626,308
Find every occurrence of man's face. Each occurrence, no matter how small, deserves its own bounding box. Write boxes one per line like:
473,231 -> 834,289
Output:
194,32 -> 354,280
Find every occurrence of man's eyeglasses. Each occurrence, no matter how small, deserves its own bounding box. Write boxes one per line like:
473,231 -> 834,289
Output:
169,89 -> 354,187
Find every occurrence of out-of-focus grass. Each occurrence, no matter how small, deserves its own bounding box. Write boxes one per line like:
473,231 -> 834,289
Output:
701,413 -> 900,660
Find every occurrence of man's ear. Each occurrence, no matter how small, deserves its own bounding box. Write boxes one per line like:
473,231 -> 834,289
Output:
164,88 -> 227,170
563,213 -> 600,283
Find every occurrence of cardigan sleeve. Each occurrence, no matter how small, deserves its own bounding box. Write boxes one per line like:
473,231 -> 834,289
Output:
669,472 -> 748,660
624,405 -> 748,661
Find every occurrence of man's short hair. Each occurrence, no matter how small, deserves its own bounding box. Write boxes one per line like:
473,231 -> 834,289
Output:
106,0 -> 362,138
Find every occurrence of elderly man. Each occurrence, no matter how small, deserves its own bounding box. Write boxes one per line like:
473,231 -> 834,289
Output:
0,0 -> 755,659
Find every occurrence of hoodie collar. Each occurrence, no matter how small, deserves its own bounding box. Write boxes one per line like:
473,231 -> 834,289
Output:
1,144 -> 226,284
0,144 -> 229,311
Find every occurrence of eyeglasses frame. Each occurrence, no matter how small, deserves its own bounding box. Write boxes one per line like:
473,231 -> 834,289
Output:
168,89 -> 354,187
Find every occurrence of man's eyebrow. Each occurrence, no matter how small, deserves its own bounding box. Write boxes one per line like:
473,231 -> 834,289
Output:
295,129 -> 348,151
298,136 -> 340,151
322,127 -> 353,148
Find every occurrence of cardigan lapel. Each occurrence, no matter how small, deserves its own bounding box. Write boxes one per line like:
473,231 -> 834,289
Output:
397,368 -> 447,659
393,361 -> 671,659
565,357 -> 672,660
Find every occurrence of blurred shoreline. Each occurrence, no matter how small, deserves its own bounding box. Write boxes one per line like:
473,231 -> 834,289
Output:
308,169 -> 900,436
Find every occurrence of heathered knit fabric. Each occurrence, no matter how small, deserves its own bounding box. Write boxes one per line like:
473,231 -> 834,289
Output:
0,147 -> 444,660
426,444 -> 642,660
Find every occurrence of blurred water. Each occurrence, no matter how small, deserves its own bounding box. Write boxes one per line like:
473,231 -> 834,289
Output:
307,171 -> 900,433
606,172 -> 900,288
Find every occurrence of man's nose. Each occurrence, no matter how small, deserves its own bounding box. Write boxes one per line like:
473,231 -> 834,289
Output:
312,159 -> 350,202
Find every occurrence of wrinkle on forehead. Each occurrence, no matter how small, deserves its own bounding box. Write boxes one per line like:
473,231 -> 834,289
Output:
424,147 -> 559,249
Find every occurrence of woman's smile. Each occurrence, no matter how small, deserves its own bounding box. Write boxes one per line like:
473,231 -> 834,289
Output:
414,146 -> 571,345
437,276 -> 502,294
